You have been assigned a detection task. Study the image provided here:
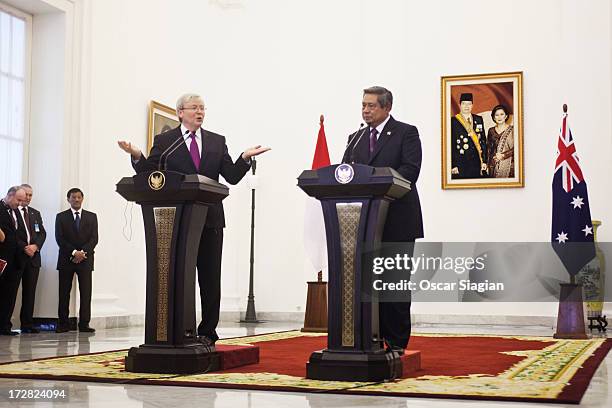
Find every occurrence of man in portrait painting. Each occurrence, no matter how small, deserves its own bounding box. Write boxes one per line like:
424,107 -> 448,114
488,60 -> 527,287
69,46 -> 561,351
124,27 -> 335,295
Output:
450,93 -> 488,179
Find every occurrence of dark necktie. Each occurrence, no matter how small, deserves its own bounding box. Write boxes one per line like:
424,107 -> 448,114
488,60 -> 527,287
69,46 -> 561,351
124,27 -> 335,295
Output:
369,128 -> 378,154
22,207 -> 31,233
74,212 -> 81,232
189,133 -> 201,169
22,207 -> 31,243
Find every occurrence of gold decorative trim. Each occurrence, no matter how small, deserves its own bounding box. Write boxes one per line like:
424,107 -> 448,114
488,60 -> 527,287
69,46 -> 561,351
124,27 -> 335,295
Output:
336,203 -> 362,347
154,207 -> 176,342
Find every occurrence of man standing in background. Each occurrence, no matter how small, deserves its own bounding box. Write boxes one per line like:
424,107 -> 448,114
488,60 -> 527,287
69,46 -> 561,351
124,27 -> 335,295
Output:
0,186 -> 26,335
16,184 -> 46,333
55,188 -> 98,333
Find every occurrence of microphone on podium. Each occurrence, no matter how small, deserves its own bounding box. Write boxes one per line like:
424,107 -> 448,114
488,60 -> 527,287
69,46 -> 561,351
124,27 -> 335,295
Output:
158,134 -> 187,171
343,123 -> 367,164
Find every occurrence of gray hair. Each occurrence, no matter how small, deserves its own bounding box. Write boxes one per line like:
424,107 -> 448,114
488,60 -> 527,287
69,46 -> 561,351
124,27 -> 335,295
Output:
6,185 -> 24,196
176,93 -> 203,121
20,183 -> 32,190
363,86 -> 393,109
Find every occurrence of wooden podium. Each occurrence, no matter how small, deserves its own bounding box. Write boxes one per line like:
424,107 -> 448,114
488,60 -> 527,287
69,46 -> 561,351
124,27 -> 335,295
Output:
116,171 -> 228,373
298,164 -> 411,382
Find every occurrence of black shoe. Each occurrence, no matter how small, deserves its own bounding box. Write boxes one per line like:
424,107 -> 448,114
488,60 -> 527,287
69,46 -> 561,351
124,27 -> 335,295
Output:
196,335 -> 216,352
20,327 -> 40,334
78,326 -> 95,333
0,330 -> 19,336
56,326 -> 69,333
391,346 -> 405,356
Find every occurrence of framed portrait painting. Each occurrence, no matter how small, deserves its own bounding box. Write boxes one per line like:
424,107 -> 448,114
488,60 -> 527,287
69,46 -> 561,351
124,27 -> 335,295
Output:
441,72 -> 524,189
147,100 -> 179,153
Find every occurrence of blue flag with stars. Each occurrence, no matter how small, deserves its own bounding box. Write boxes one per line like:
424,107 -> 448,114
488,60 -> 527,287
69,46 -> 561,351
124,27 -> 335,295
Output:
551,113 -> 596,276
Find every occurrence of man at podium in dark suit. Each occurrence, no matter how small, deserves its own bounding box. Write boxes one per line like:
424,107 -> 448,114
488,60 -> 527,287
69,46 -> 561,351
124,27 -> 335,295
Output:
118,93 -> 269,348
342,86 -> 423,355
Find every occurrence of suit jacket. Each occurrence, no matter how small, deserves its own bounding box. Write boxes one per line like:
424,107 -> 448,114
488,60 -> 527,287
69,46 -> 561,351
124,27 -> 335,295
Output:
0,200 -> 18,266
55,209 -> 98,271
342,116 -> 424,241
450,114 -> 487,179
15,206 -> 46,268
133,126 -> 251,228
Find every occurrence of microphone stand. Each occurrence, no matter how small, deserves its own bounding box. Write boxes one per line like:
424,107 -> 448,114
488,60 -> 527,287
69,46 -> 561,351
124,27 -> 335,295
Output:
241,157 -> 261,323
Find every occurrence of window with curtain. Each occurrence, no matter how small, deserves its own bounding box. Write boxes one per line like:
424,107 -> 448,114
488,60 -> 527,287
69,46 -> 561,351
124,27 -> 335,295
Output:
0,5 -> 29,192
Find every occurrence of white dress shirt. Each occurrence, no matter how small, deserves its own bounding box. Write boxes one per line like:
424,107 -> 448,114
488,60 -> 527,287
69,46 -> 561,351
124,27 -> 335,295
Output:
181,124 -> 202,157
370,114 -> 391,140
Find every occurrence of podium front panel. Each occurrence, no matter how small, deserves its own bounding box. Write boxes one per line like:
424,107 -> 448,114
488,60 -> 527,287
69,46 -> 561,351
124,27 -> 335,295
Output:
153,207 -> 176,342
336,202 -> 362,347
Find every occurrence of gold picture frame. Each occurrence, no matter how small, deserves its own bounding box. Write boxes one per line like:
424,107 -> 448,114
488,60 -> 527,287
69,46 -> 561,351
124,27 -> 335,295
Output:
441,72 -> 524,189
147,100 -> 180,153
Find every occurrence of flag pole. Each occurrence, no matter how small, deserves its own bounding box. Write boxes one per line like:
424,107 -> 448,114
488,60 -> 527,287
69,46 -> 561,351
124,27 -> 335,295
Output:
553,102 -> 589,338
241,157 -> 260,323
301,114 -> 329,333
563,103 -> 576,285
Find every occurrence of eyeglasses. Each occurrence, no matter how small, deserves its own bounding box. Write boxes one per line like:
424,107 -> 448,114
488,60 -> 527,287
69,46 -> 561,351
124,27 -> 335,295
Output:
181,105 -> 206,112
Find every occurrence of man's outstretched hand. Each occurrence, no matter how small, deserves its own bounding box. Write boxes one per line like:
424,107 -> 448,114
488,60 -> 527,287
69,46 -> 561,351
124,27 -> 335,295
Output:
242,145 -> 271,161
117,141 -> 143,160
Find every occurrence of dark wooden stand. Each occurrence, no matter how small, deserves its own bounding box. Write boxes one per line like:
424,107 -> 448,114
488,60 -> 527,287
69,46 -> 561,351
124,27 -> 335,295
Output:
554,283 -> 590,339
117,171 -> 229,373
301,272 -> 328,333
298,164 -> 411,381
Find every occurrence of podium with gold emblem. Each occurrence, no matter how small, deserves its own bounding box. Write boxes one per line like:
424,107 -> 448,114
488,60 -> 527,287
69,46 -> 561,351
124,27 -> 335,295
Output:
116,171 -> 228,373
298,164 -> 411,382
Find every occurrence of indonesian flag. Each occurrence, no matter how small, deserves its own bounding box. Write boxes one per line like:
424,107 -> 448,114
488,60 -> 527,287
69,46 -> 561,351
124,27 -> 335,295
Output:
304,115 -> 331,275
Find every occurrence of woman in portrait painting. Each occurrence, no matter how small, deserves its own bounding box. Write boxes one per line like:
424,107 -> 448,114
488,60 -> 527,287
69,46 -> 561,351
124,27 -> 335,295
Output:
487,104 -> 514,178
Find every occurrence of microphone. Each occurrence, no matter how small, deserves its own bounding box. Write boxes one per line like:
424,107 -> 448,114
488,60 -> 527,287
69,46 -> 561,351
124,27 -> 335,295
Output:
157,133 -> 187,171
343,124 -> 367,164
163,135 -> 189,171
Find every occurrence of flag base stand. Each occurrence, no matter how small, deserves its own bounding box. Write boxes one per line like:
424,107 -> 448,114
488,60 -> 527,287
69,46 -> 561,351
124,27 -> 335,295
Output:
239,296 -> 264,323
554,283 -> 590,339
301,272 -> 328,333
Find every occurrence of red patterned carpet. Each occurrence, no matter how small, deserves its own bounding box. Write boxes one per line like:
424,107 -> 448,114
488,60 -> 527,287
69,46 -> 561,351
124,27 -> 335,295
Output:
0,331 -> 609,404
225,334 -> 553,378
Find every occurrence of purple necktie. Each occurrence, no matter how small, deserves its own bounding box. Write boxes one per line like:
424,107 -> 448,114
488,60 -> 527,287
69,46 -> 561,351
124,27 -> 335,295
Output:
369,128 -> 378,154
189,133 -> 201,169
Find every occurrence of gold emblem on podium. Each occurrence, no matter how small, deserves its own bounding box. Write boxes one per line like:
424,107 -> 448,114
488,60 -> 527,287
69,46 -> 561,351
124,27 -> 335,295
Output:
148,171 -> 165,191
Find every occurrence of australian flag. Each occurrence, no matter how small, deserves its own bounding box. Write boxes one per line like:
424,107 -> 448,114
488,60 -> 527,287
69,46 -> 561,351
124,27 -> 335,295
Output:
551,112 -> 596,276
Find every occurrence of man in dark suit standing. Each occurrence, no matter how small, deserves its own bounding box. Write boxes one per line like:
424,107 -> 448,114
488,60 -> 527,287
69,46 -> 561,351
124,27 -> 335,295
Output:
118,93 -> 270,348
15,184 -> 46,333
55,188 -> 98,333
342,86 -> 423,354
0,186 -> 27,335
450,93 -> 488,179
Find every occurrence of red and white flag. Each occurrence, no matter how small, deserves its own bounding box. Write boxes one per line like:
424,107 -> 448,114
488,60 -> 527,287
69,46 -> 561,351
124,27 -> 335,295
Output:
304,115 -> 331,275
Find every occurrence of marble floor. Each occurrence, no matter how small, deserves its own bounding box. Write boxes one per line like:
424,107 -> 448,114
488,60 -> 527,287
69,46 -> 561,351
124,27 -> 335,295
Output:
0,322 -> 609,407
